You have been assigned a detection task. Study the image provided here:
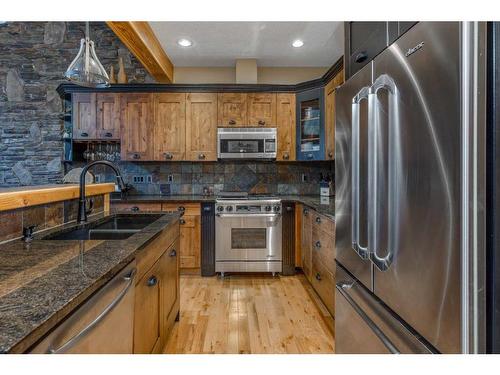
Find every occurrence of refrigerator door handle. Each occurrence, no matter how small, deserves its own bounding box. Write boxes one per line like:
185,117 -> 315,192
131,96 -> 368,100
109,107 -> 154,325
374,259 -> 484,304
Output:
336,281 -> 401,354
351,86 -> 371,260
368,74 -> 399,271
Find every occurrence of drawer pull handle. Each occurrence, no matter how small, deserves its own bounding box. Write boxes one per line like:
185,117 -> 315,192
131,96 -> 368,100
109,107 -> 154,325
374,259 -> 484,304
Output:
132,153 -> 140,160
179,218 -> 186,225
131,206 -> 139,212
283,153 -> 289,160
164,152 -> 173,160
258,120 -> 266,126
198,153 -> 206,160
303,209 -> 309,216
80,132 -> 88,137
315,273 -> 322,281
315,241 -> 321,248
104,132 -> 113,138
178,206 -> 185,212
147,276 -> 158,287
328,151 -> 333,158
228,119 -> 236,125
316,217 -> 322,224
169,249 -> 177,257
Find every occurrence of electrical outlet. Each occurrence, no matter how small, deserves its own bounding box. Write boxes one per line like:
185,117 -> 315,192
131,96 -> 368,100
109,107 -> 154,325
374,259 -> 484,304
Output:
168,174 -> 174,183
94,174 -> 102,183
301,174 -> 308,182
146,175 -> 152,183
133,175 -> 145,183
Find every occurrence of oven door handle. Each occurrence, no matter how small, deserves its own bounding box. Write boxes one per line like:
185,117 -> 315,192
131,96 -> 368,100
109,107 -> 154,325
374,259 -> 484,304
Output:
216,213 -> 281,219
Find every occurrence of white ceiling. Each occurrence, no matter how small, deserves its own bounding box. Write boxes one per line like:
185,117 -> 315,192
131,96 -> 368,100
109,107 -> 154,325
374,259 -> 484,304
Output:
148,22 -> 344,67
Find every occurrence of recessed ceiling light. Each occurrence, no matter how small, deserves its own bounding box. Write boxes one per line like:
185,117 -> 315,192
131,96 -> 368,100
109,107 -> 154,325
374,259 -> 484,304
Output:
177,38 -> 193,47
292,39 -> 304,48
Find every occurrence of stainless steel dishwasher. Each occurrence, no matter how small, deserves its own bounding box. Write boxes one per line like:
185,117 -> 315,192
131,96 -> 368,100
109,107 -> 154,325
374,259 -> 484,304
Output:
29,261 -> 136,354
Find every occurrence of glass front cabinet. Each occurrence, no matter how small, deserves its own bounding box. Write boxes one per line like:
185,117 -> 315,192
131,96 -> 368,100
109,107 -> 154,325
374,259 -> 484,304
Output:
296,87 -> 325,161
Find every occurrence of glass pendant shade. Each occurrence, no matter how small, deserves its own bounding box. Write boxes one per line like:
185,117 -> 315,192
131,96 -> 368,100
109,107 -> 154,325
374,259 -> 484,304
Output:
65,23 -> 110,88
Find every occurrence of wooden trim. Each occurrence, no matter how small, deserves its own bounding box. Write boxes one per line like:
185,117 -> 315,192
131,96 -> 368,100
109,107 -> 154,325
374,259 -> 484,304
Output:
0,183 -> 115,212
103,194 -> 110,214
56,58 -> 344,96
106,21 -> 174,83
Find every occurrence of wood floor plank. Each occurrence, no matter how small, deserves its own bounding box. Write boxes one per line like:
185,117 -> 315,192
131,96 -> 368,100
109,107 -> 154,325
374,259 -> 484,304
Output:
164,274 -> 334,354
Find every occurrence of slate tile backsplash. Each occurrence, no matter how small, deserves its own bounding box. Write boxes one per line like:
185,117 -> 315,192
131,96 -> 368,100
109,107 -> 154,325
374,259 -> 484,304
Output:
88,161 -> 335,196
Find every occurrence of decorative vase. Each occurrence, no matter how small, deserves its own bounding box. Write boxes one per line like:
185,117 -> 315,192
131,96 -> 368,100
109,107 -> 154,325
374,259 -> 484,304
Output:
117,57 -> 128,84
109,65 -> 117,84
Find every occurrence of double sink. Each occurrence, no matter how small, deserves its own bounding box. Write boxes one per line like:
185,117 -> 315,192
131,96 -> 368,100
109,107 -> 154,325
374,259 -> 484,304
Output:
42,214 -> 163,241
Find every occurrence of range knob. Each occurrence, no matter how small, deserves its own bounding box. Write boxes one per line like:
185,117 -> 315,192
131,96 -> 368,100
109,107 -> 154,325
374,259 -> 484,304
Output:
273,205 -> 281,212
265,205 -> 272,212
217,206 -> 224,212
226,206 -> 233,212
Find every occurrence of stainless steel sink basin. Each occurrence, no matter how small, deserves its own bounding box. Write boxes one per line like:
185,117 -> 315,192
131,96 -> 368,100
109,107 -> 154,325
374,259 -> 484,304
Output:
42,214 -> 163,241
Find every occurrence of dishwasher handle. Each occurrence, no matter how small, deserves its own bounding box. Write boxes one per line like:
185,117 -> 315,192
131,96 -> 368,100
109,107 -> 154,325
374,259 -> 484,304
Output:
336,281 -> 400,354
48,267 -> 137,354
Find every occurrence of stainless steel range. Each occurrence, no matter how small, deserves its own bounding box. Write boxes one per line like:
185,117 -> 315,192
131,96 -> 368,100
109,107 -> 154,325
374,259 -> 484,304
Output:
215,193 -> 282,276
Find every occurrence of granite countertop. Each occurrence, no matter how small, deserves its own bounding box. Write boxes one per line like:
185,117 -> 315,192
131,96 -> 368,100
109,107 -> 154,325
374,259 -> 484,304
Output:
112,194 -> 335,219
0,212 -> 179,353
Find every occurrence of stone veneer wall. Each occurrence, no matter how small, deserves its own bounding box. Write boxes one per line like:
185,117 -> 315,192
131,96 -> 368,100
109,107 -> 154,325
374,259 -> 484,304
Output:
89,161 -> 334,196
0,22 -> 152,187
0,194 -> 105,243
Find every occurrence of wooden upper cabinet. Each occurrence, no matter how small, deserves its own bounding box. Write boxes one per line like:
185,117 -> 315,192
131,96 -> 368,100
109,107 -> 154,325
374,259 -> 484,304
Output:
276,93 -> 296,161
247,93 -> 276,127
185,93 -> 217,161
217,93 -> 247,126
72,93 -> 96,139
324,70 -> 344,160
120,93 -> 153,161
96,93 -> 120,140
153,93 -> 186,161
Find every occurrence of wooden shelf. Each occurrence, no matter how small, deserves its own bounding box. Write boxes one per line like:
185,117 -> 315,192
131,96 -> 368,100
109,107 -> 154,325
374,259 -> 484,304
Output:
0,183 -> 115,212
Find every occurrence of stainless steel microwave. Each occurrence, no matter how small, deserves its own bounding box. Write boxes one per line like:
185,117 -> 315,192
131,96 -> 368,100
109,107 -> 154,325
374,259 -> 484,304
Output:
217,128 -> 277,160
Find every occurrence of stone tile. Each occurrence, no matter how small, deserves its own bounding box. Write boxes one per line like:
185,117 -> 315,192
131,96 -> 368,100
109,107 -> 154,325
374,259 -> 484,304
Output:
64,199 -> 79,223
192,164 -> 202,173
180,184 -> 193,194
224,164 -> 235,174
45,201 -> 64,227
92,195 -> 104,212
0,209 -> 23,242
181,163 -> 193,173
181,173 -> 193,184
202,164 -> 215,174
22,205 -> 46,232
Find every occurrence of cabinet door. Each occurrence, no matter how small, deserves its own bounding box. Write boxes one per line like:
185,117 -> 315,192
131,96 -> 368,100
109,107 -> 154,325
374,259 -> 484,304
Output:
160,239 -> 179,326
301,207 -> 312,281
276,93 -> 296,161
134,262 -> 161,353
296,87 -> 324,161
185,93 -> 217,161
324,71 -> 344,160
247,93 -> 276,127
96,93 -> 120,139
217,93 -> 247,126
72,93 -> 96,139
153,93 -> 186,161
180,215 -> 201,269
120,93 -> 153,161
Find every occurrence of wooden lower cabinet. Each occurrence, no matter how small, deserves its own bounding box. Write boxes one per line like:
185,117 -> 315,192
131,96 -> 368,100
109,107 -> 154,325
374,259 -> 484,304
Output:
301,206 -> 313,282
299,205 -> 335,332
133,222 -> 180,354
162,203 -> 201,272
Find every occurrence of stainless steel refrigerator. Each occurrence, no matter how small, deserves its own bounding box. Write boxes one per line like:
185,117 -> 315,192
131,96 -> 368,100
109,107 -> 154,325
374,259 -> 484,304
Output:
335,22 -> 487,354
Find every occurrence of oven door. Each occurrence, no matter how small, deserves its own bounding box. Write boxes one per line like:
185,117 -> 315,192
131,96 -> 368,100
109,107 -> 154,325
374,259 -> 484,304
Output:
215,213 -> 282,261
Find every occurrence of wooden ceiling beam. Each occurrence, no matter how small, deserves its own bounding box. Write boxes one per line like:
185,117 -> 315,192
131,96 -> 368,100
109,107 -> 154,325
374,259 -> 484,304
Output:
106,21 -> 174,83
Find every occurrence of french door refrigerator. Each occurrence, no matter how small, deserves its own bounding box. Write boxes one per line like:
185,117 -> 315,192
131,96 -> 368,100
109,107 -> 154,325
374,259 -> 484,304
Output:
335,22 -> 487,354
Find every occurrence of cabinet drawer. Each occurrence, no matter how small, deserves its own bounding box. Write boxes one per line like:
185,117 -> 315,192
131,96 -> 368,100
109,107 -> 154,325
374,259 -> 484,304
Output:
311,211 -> 335,235
311,255 -> 335,317
312,226 -> 335,274
112,202 -> 162,213
162,202 -> 200,216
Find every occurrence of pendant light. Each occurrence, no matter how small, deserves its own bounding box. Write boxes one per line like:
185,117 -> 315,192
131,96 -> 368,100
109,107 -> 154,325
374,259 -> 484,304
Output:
64,22 -> 110,88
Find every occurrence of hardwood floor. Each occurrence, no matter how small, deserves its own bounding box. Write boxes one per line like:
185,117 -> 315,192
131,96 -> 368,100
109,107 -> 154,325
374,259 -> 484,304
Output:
164,274 -> 334,354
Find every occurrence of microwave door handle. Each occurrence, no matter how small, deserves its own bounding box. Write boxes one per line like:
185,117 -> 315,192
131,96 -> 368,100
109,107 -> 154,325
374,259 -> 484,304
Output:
352,86 -> 370,259
336,281 -> 400,354
368,74 -> 399,271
